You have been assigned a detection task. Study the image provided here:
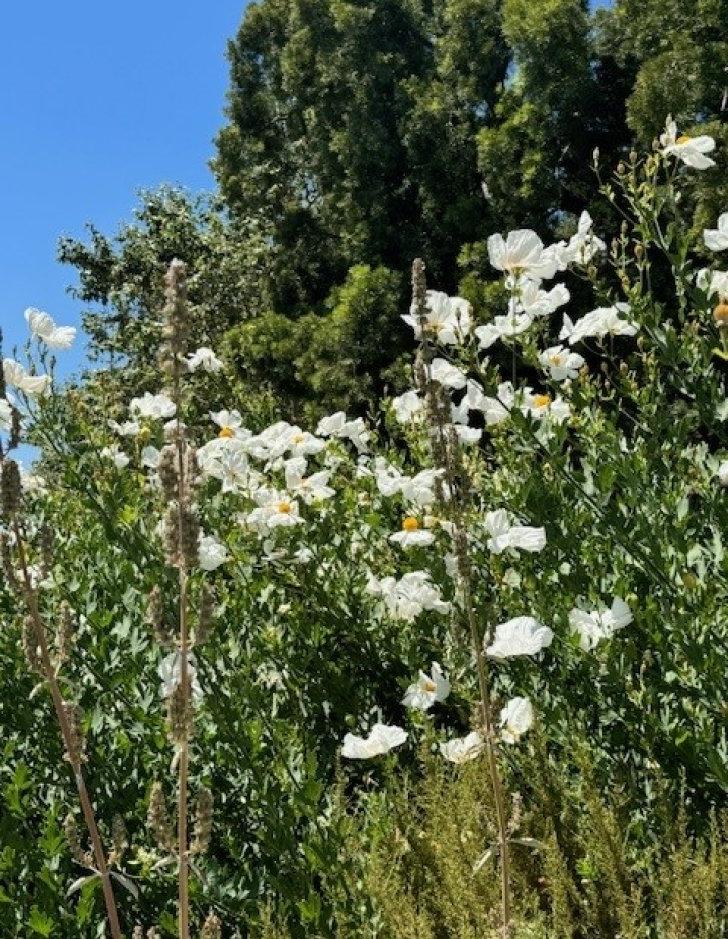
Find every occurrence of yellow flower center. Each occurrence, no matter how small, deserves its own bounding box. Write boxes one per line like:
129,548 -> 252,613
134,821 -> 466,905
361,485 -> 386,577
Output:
292,433 -> 305,444
533,394 -> 551,408
550,353 -> 564,366
277,501 -> 292,514
219,426 -> 235,439
676,135 -> 691,144
422,678 -> 437,692
402,516 -> 420,532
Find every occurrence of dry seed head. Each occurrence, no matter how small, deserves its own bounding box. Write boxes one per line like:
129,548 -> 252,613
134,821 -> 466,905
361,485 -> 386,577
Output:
167,677 -> 194,744
0,459 -> 22,518
64,701 -> 86,767
201,912 -> 222,939
196,584 -> 215,645
157,445 -> 178,501
64,812 -> 92,867
146,585 -> 173,646
21,615 -> 43,674
56,601 -> 75,665
108,814 -> 128,866
411,257 -> 427,319
147,781 -> 175,852
179,505 -> 200,570
192,786 -> 213,855
0,532 -> 18,591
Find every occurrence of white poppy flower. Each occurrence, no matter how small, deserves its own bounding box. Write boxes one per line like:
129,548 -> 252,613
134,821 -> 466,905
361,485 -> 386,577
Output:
697,268 -> 728,301
705,213 -> 728,252
440,730 -> 484,764
315,412 -> 369,451
517,281 -> 570,318
500,697 -> 534,744
198,534 -> 229,571
209,409 -> 245,439
660,117 -> 716,170
367,571 -> 449,622
399,468 -> 443,507
0,398 -> 13,432
389,517 -> 435,549
521,390 -> 571,424
341,723 -> 407,759
560,304 -> 637,345
130,392 -> 176,420
429,357 -> 467,390
100,445 -> 130,470
485,510 -> 546,554
403,662 -> 451,710
402,290 -> 472,345
539,345 -> 585,382
108,419 -> 141,437
246,489 -> 304,531
563,211 -> 606,266
569,597 -> 633,651
284,458 -> 335,503
3,359 -> 50,397
316,411 -> 347,436
24,308 -> 76,349
141,445 -> 160,469
475,312 -> 533,350
392,390 -> 424,424
487,230 -> 558,281
187,347 -> 223,373
719,461 -> 728,486
486,616 -> 554,659
197,438 -> 257,493
158,652 -> 202,701
374,458 -> 405,496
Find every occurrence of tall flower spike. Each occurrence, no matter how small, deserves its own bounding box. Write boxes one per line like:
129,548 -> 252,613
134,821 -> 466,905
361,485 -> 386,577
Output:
192,786 -> 213,855
0,459 -> 22,518
147,782 -> 175,853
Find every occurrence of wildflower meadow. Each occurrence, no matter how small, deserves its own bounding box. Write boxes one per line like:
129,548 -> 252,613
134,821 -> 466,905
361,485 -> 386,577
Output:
2,2 -> 728,937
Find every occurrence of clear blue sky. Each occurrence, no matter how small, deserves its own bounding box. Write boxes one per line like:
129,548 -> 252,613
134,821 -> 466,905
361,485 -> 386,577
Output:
0,0 -> 246,382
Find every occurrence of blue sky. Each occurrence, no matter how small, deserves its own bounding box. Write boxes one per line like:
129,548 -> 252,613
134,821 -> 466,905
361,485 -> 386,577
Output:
0,0 -> 246,383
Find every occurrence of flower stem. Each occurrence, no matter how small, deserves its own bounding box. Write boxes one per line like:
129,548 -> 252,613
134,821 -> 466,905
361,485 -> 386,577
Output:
11,520 -> 123,939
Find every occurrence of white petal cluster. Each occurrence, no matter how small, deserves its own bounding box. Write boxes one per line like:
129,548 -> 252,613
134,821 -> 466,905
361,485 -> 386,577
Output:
0,398 -> 13,432
158,652 -> 203,701
130,392 -> 177,420
3,359 -> 51,397
100,444 -> 130,470
198,534 -> 229,571
660,116 -> 716,170
245,489 -> 304,532
402,290 -> 472,345
316,411 -> 370,451
341,723 -> 407,759
486,616 -> 554,659
560,304 -> 637,345
402,662 -> 450,710
500,696 -> 534,744
704,212 -> 728,252
389,517 -> 435,549
187,347 -> 223,373
440,730 -> 484,764
485,510 -> 546,554
24,308 -> 76,349
569,597 -> 633,651
391,389 -> 424,424
366,571 -> 450,622
539,345 -> 585,382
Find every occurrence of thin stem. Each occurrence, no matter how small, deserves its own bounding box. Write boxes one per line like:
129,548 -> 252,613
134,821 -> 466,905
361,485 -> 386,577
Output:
11,519 -> 123,939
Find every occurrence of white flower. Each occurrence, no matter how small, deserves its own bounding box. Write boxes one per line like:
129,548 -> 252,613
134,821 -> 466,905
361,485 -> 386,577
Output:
367,571 -> 450,622
210,409 -> 246,438
187,347 -> 223,373
198,534 -> 229,571
517,281 -> 570,318
560,304 -> 637,345
521,390 -> 571,425
440,730 -> 484,764
705,213 -> 728,252
660,117 -> 716,170
130,392 -> 176,420
563,211 -> 606,266
316,412 -> 347,436
389,517 -> 435,549
100,445 -> 130,470
399,469 -> 443,507
539,345 -> 585,382
341,723 -> 407,759
475,381 -> 515,426
197,438 -> 257,493
485,510 -> 546,554
487,229 -> 558,281
141,445 -> 160,469
0,398 -> 13,432
315,412 -> 369,451
719,461 -> 728,487
284,457 -> 335,503
486,616 -> 554,659
430,357 -> 467,389
569,597 -> 633,651
109,419 -> 141,437
403,662 -> 451,710
24,308 -> 76,349
3,359 -> 50,397
475,312 -> 533,349
392,390 -> 424,424
158,652 -> 202,701
402,290 -> 472,345
697,268 -> 728,301
246,489 -> 304,532
500,697 -> 534,744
